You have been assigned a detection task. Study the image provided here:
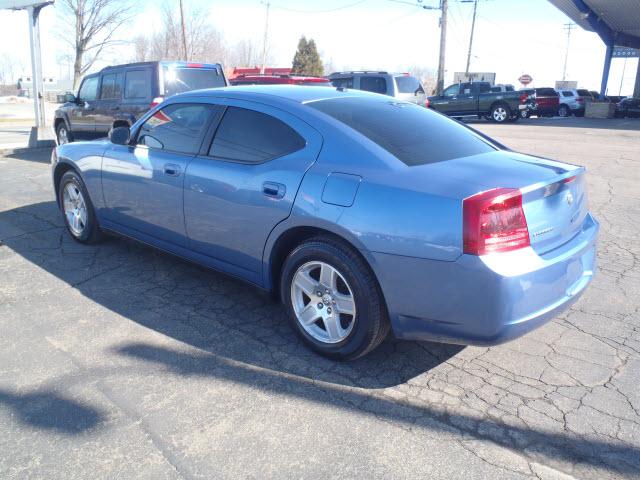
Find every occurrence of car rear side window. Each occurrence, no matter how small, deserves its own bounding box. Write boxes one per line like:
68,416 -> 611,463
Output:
562,91 -> 574,97
162,66 -> 226,96
360,76 -> 387,94
78,76 -> 99,101
331,77 -> 354,89
137,103 -> 213,154
125,70 -> 150,99
209,107 -> 305,163
308,97 -> 495,166
100,73 -> 122,99
394,75 -> 424,94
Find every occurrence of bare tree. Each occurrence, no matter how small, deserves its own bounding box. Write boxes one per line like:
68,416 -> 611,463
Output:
0,53 -> 23,85
132,2 -> 227,64
408,66 -> 437,95
58,0 -> 134,89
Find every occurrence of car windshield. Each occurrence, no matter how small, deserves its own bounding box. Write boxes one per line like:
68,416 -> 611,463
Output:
162,66 -> 226,96
394,75 -> 425,94
308,96 -> 495,166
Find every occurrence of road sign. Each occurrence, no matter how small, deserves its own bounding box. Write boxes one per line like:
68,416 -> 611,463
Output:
518,74 -> 533,85
613,47 -> 639,58
454,72 -> 496,84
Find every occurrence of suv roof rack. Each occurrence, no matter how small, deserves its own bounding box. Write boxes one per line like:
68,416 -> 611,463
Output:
329,71 -> 389,76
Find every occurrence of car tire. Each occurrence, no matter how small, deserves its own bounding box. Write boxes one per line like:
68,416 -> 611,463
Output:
58,170 -> 103,244
56,122 -> 74,145
490,103 -> 511,123
558,105 -> 570,117
280,236 -> 390,360
520,109 -> 530,119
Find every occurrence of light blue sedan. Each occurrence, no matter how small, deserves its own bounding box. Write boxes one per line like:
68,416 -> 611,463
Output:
51,86 -> 598,360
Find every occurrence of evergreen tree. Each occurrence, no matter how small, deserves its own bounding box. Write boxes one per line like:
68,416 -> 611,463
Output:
291,36 -> 324,77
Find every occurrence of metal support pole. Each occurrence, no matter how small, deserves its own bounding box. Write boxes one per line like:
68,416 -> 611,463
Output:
634,58 -> 640,98
27,5 -> 45,129
599,42 -> 613,98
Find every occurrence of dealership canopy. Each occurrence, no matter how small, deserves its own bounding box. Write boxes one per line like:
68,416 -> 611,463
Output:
549,0 -> 640,97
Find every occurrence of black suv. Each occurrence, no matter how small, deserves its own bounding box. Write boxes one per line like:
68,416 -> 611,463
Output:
54,61 -> 228,144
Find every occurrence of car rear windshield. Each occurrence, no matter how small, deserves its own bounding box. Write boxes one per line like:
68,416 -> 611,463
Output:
308,97 -> 495,166
394,75 -> 425,94
162,66 -> 226,96
535,88 -> 558,97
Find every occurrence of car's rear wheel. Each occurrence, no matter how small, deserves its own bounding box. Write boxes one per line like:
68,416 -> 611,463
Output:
58,171 -> 102,244
520,109 -> 530,119
490,104 -> 510,123
56,122 -> 73,145
558,104 -> 570,117
281,236 -> 389,360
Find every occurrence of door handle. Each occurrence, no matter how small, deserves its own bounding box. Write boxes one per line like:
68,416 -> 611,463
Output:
262,181 -> 285,199
164,163 -> 181,176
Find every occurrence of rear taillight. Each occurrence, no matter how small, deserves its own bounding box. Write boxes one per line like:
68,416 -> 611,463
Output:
463,188 -> 530,255
150,96 -> 164,108
424,98 -> 430,108
519,93 -> 527,103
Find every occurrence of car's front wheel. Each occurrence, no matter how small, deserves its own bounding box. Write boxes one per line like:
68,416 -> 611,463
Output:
58,170 -> 103,244
56,122 -> 73,145
281,236 -> 389,360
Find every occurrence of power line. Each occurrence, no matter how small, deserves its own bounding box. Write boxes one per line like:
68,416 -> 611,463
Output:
270,0 -> 368,14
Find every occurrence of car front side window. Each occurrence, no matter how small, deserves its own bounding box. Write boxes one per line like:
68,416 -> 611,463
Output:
78,76 -> 99,102
136,103 -> 213,154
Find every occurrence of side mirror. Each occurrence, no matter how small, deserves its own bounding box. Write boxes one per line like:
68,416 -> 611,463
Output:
109,126 -> 130,145
65,93 -> 76,103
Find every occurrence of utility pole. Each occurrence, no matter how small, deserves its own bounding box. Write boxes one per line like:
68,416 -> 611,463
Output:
260,1 -> 270,74
179,0 -> 188,60
562,23 -> 575,81
465,0 -> 478,74
436,0 -> 448,95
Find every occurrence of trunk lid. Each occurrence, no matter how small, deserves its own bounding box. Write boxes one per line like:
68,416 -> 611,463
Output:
521,170 -> 588,254
419,150 -> 587,255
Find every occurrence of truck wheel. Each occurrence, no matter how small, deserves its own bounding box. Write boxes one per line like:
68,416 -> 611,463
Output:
520,109 -> 530,119
490,104 -> 510,123
56,122 -> 74,145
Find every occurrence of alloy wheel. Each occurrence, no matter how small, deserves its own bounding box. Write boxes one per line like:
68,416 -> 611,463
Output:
62,182 -> 88,236
58,126 -> 69,145
493,107 -> 508,122
290,261 -> 356,344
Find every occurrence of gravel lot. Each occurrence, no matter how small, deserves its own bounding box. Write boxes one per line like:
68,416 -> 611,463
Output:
0,117 -> 639,479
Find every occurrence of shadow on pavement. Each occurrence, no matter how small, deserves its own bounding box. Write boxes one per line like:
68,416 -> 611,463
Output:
2,201 -> 639,475
3,147 -> 53,164
0,388 -> 104,434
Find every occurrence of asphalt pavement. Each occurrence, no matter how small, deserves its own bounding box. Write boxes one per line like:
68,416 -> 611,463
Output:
0,117 -> 639,479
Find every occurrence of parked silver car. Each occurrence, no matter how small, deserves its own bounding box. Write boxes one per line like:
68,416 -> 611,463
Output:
328,71 -> 427,106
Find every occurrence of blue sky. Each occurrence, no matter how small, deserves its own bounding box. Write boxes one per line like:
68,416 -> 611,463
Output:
0,0 -> 637,94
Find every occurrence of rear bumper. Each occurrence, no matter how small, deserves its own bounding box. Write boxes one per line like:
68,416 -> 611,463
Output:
371,213 -> 598,345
